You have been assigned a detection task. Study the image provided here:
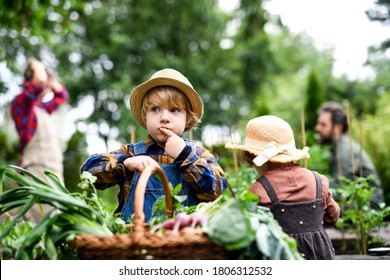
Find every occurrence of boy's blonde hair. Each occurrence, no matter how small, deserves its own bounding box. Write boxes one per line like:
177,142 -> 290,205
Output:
141,86 -> 200,130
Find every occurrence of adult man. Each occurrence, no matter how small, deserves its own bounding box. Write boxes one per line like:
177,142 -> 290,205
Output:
10,58 -> 69,222
315,101 -> 385,210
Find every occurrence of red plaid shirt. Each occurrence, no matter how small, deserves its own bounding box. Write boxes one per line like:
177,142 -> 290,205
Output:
10,81 -> 69,153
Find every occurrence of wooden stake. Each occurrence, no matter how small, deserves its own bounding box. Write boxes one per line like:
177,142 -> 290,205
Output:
300,108 -> 307,168
346,105 -> 366,254
230,128 -> 239,175
130,125 -> 135,144
345,103 -> 355,182
359,121 -> 363,177
337,140 -> 342,187
232,149 -> 239,175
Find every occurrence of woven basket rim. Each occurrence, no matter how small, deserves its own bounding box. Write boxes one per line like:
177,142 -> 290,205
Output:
71,166 -> 230,259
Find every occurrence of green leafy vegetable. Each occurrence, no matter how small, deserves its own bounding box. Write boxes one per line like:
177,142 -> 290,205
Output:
201,191 -> 301,259
0,165 -> 125,259
203,199 -> 256,250
149,167 -> 302,260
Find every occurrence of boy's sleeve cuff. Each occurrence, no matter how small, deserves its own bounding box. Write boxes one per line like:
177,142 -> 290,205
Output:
174,145 -> 192,162
117,155 -> 132,175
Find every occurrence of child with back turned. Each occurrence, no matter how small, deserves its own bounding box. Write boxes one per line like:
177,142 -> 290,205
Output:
226,115 -> 340,260
81,68 -> 227,222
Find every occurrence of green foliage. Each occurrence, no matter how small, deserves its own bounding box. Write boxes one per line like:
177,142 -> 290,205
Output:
197,169 -> 301,259
0,218 -> 37,259
306,144 -> 331,177
261,29 -> 335,132
204,199 -> 257,250
0,0 -> 383,137
0,0 -> 87,69
333,176 -> 390,254
0,129 -> 18,166
366,0 -> 390,51
63,129 -> 89,192
225,165 -> 259,191
360,93 -> 390,205
0,165 -> 126,259
52,0 -> 238,134
1,0 -> 389,208
234,0 -> 278,116
78,171 -> 126,234
149,166 -> 301,259
304,70 -> 324,129
151,183 -> 187,218
0,0 -> 322,140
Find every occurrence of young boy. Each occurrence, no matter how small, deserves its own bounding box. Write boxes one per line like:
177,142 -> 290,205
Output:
225,115 -> 340,259
80,68 -> 227,222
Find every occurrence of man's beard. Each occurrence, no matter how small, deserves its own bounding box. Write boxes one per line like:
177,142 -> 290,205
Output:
316,133 -> 333,145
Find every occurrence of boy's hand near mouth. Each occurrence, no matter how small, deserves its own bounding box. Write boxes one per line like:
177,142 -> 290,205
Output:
160,127 -> 186,159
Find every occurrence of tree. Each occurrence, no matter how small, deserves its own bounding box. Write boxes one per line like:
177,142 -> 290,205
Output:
366,0 -> 390,50
362,92 -> 390,205
233,0 -> 278,118
0,0 -> 87,71
50,0 -> 237,142
304,70 -> 324,130
254,16 -> 334,138
2,0 -> 378,191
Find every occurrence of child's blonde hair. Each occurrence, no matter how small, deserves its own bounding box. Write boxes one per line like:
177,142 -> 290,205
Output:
141,86 -> 200,130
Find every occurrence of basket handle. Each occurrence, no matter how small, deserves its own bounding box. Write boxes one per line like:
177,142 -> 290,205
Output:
133,165 -> 173,235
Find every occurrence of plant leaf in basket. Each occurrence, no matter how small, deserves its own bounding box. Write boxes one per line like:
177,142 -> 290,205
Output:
203,199 -> 256,250
151,196 -> 166,216
151,183 -> 185,216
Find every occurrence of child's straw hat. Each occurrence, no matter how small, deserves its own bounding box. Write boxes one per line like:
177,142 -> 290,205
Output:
130,68 -> 204,130
225,115 -> 310,166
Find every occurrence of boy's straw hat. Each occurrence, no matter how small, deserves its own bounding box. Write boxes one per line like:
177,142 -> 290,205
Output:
130,68 -> 204,130
225,115 -> 310,166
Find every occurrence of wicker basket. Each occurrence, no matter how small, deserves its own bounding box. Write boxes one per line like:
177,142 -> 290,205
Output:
71,165 -> 239,260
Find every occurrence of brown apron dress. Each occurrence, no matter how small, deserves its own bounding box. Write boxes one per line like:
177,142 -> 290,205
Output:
258,171 -> 335,260
20,106 -> 64,223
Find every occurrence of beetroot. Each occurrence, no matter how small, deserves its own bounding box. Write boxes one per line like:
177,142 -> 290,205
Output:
150,218 -> 176,233
162,218 -> 176,229
189,213 -> 207,228
172,213 -> 190,231
150,212 -> 207,233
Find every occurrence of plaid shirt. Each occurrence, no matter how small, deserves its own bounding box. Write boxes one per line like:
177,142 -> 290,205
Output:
10,81 -> 69,153
80,135 -> 227,212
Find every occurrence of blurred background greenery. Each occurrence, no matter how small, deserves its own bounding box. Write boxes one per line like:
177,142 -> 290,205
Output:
1,0 -> 390,207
